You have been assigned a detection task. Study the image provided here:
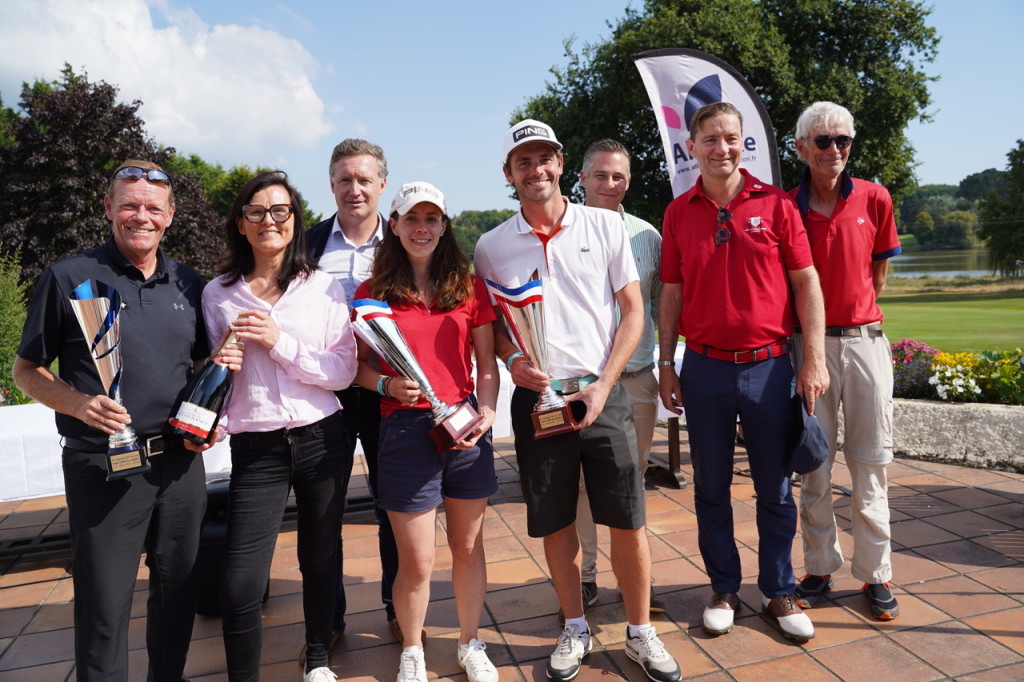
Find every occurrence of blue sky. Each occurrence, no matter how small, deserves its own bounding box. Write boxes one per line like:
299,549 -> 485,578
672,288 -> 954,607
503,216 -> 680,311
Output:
0,1 -> 1020,219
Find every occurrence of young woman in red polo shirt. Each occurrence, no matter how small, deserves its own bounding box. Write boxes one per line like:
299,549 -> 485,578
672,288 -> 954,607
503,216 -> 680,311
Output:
352,181 -> 499,682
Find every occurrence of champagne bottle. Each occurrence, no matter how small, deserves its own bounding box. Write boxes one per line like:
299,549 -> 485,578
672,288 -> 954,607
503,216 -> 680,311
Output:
169,331 -> 238,445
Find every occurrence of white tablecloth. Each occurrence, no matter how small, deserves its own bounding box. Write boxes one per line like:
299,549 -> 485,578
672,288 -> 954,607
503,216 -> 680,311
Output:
0,351 -> 678,502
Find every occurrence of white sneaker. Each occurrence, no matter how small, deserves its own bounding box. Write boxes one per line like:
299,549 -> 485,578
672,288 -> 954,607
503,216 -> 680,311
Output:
397,645 -> 427,682
303,666 -> 338,682
458,638 -> 499,682
546,624 -> 592,680
625,627 -> 681,682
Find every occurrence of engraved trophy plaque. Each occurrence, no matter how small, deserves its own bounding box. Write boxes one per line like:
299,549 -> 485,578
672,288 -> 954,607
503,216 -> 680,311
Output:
69,279 -> 149,479
351,298 -> 484,453
485,272 -> 581,439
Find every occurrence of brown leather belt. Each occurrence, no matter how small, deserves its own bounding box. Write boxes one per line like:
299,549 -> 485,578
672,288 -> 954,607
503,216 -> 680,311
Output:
686,341 -> 789,364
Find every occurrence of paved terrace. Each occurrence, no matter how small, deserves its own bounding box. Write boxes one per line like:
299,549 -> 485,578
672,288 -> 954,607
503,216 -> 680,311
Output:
1,429 -> 1022,681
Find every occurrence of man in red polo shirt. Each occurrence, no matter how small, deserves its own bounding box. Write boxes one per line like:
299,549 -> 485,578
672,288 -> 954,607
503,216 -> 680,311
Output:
657,101 -> 829,642
788,101 -> 902,621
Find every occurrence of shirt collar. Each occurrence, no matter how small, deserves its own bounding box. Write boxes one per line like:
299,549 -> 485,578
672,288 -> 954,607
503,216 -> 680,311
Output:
686,168 -> 767,205
794,168 -> 855,214
513,197 -> 573,234
104,238 -> 168,282
331,212 -> 385,247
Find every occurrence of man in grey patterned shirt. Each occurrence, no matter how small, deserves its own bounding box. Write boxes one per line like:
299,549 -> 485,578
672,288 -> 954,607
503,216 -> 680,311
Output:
576,138 -> 667,614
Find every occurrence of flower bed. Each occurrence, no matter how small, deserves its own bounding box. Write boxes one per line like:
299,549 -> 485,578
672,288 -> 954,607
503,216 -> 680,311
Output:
891,339 -> 1024,405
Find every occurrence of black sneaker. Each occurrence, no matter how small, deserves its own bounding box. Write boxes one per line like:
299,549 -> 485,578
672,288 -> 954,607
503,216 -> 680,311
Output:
794,574 -> 833,609
864,582 -> 900,620
582,581 -> 599,608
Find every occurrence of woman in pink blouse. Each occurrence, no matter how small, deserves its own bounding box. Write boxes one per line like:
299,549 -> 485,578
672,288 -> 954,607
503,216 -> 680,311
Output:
202,171 -> 357,682
353,182 -> 499,682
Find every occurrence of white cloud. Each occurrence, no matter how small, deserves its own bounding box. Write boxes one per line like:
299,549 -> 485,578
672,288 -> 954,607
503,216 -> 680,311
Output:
0,0 -> 332,167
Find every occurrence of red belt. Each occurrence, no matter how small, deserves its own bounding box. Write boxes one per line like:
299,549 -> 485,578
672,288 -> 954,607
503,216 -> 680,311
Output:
686,341 -> 789,364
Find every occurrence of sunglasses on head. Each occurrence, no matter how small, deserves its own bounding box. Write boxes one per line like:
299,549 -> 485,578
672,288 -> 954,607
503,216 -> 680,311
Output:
810,135 -> 853,150
112,166 -> 172,184
715,207 -> 732,247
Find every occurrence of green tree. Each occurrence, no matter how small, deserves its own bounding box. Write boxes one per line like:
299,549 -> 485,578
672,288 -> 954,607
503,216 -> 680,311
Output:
514,0 -> 938,225
932,210 -> 977,249
911,211 -> 935,247
0,65 -> 223,284
899,183 -> 957,228
980,140 -> 1024,277
452,209 -> 517,260
0,249 -> 31,405
958,168 -> 1008,202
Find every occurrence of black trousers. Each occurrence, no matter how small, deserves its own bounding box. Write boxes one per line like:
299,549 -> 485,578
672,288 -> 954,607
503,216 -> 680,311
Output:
62,443 -> 206,682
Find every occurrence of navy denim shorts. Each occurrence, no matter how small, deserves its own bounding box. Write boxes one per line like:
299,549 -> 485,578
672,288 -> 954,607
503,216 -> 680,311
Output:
376,405 -> 498,513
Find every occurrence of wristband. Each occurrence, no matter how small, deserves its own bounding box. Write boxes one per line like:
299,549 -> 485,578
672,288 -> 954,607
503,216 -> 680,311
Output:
657,360 -> 676,367
376,376 -> 387,396
505,351 -> 524,370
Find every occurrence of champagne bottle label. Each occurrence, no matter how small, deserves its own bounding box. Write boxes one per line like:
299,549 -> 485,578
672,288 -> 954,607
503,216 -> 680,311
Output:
169,402 -> 218,439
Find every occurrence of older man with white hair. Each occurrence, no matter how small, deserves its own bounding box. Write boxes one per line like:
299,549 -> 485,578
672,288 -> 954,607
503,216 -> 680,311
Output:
789,101 -> 903,621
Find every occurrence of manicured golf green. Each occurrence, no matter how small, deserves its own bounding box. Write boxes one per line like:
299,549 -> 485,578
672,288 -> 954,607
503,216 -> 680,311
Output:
879,289 -> 1024,353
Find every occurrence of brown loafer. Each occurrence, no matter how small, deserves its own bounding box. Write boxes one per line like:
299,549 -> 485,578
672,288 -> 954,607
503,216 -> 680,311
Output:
389,617 -> 428,651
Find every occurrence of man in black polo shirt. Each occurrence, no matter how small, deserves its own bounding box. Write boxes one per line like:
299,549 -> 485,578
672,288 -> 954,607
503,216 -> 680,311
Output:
14,160 -> 222,682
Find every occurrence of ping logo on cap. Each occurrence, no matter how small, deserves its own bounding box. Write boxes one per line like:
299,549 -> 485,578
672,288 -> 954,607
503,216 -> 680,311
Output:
513,125 -> 551,143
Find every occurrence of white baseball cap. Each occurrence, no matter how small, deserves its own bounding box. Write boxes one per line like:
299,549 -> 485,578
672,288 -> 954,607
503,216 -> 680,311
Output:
503,119 -> 563,162
389,181 -> 447,216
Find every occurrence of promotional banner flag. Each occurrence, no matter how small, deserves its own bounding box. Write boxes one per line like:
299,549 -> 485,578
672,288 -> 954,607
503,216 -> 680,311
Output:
633,48 -> 781,197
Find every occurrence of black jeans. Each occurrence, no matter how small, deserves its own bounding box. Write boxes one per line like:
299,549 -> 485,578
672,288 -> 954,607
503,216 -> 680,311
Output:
62,442 -> 206,682
336,385 -> 398,624
221,412 -> 351,680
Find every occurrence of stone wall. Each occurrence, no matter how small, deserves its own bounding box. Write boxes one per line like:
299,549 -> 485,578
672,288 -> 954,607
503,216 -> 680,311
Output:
889,399 -> 1023,472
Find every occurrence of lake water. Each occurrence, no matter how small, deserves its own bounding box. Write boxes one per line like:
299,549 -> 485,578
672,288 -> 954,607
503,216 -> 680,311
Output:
888,248 -> 992,278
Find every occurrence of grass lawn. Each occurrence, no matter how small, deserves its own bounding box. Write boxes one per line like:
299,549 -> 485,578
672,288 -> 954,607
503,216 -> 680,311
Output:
879,287 -> 1024,353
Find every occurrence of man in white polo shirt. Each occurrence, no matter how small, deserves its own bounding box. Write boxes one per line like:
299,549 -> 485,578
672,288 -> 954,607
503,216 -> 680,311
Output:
474,119 -> 681,682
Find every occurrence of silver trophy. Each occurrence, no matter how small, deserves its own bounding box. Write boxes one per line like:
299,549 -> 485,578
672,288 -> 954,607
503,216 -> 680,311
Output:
485,271 -> 580,438
69,279 -> 149,479
351,298 -> 483,452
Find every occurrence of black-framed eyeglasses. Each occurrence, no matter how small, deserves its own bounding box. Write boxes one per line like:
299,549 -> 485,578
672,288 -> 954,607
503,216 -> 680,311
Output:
242,204 -> 294,223
715,207 -> 732,246
810,135 -> 853,150
112,166 -> 171,184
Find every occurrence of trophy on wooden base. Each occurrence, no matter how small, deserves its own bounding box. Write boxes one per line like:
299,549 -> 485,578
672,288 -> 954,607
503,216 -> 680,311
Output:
486,272 -> 581,439
69,279 -> 150,480
351,298 -> 484,453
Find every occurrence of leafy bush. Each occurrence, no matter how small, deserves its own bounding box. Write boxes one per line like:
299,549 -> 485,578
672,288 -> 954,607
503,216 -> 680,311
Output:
0,250 -> 31,405
974,349 -> 1024,405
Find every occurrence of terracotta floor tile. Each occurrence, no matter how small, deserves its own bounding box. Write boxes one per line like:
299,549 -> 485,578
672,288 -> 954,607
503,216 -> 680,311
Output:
890,518 -> 963,548
796,600 -> 877,649
890,548 -> 957,583
979,478 -> 1024,500
340,518 -> 379,540
0,660 -> 75,681
0,509 -> 60,530
810,635 -> 944,681
603,630 -> 717,680
23,601 -> 73,635
923,510 -> 1013,540
913,538 -> 1018,573
485,582 -> 559,625
957,661 -> 1024,681
930,486 -> 1014,511
890,619 -> 1023,677
487,557 -> 548,590
904,574 -> 1020,618
933,467 -> 1017,487
0,606 -> 34,639
9,496 -> 65,512
691,608 -> 805,669
730,652 -> 837,681
969,565 -> 1024,601
645,508 -> 698,535
0,557 -> 69,588
963,606 -> 1024,655
655,528 -> 702,558
343,554 -> 387,585
0,627 -> 74,671
976,502 -> 1024,528
834,588 -> 949,632
888,488 -> 964,518
651,556 -> 709,597
0,581 -> 55,610
970,529 -> 1024,561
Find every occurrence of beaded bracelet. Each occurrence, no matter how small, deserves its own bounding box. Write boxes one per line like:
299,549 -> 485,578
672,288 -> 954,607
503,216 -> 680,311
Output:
505,351 -> 524,370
